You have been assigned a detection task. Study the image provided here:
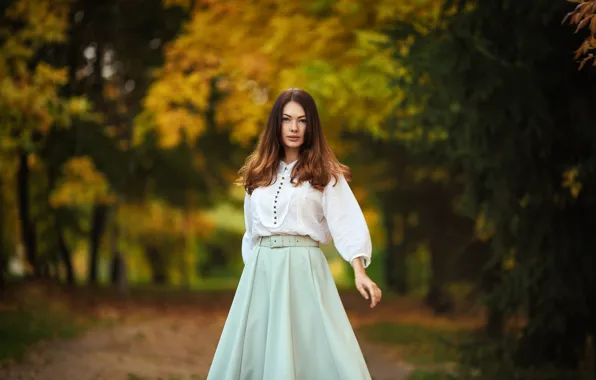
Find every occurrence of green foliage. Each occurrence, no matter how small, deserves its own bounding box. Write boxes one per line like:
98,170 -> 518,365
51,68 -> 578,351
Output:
405,244 -> 432,296
408,371 -> 458,380
196,227 -> 245,277
0,308 -> 83,362
390,0 -> 596,377
359,322 -> 465,366
0,285 -> 91,363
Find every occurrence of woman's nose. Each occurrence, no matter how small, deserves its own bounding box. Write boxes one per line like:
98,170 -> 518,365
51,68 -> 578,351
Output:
290,121 -> 298,131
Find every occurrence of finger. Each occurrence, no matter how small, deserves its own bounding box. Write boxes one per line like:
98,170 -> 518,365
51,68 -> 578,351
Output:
357,282 -> 369,300
374,290 -> 381,308
371,288 -> 378,308
364,284 -> 376,308
370,286 -> 382,308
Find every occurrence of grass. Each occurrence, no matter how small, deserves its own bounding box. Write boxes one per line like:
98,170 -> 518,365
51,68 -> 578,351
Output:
359,322 -> 465,365
359,321 -> 471,379
407,370 -> 458,380
127,374 -> 204,380
0,278 -> 239,366
0,282 -> 95,363
0,279 -> 477,379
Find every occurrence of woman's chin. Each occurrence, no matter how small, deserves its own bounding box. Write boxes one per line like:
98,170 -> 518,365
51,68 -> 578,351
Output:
284,141 -> 303,149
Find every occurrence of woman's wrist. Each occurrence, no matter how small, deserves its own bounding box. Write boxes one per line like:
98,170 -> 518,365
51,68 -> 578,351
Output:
351,257 -> 367,277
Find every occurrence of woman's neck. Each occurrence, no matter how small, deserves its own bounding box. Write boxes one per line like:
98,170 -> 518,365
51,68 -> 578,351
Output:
283,149 -> 299,164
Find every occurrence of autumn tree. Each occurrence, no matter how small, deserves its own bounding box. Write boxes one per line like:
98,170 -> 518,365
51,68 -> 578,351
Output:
142,0 -> 456,293
564,0 -> 596,68
32,0 -> 192,287
63,0 -> 189,286
139,0 -> 451,147
1,0 -> 213,288
0,0 -> 90,279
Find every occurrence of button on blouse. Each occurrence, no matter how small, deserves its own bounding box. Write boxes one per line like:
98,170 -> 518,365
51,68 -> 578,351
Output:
241,160 -> 372,268
272,165 -> 288,225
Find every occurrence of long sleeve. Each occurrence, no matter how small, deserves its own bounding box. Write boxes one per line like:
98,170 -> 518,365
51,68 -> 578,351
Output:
241,191 -> 257,264
322,175 -> 372,268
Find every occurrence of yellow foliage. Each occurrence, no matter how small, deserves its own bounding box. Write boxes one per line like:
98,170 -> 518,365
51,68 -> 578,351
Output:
49,157 -> 115,207
119,201 -> 215,240
162,0 -> 193,8
430,167 -> 449,183
0,155 -> 20,247
409,166 -> 449,184
503,249 -> 516,270
141,0 -> 446,147
503,256 -> 515,270
475,211 -> 495,241
5,0 -> 69,45
519,193 -> 530,208
0,0 -> 87,144
67,97 -> 92,115
562,166 -> 582,198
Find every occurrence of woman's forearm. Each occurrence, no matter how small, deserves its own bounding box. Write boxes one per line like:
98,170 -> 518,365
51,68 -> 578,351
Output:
351,257 -> 366,277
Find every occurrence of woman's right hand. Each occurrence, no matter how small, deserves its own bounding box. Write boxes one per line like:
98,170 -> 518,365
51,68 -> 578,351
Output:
355,274 -> 382,308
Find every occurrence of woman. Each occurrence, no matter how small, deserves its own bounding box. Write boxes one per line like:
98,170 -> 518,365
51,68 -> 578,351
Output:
208,88 -> 382,380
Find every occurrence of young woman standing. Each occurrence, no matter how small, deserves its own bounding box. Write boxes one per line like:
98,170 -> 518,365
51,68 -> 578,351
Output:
208,88 -> 382,380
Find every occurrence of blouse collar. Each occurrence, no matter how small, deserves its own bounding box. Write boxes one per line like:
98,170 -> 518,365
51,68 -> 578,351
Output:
278,159 -> 298,173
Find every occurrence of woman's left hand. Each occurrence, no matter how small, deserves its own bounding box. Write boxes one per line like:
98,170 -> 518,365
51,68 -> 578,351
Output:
355,274 -> 382,308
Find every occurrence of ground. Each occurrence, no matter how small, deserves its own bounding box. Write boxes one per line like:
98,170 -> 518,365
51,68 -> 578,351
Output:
0,287 -> 429,380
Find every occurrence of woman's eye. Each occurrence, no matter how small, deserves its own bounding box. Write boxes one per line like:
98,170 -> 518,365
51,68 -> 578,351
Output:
282,118 -> 290,122
299,119 -> 307,125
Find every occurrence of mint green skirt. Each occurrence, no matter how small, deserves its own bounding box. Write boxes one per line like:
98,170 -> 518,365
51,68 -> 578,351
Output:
207,237 -> 372,380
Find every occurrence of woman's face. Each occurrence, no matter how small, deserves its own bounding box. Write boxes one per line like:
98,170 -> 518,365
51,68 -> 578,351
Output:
280,101 -> 306,152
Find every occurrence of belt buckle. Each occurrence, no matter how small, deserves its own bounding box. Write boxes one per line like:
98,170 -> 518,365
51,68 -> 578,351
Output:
270,236 -> 283,248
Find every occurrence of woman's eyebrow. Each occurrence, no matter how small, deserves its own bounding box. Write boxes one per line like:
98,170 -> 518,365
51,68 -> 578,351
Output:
282,113 -> 306,118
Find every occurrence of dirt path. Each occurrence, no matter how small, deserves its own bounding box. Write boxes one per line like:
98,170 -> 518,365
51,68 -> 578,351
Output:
0,306 -> 413,380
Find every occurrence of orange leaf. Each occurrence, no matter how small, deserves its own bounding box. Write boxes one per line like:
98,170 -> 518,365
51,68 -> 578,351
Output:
575,15 -> 593,33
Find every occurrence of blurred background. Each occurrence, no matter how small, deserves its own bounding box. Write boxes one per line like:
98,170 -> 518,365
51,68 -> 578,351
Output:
1,0 -> 596,379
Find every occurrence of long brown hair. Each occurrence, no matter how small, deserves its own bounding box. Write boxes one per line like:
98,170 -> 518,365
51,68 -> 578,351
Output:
238,88 -> 351,194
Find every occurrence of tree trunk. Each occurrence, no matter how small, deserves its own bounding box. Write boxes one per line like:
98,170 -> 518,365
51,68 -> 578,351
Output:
109,204 -> 127,294
47,261 -> 56,281
56,214 -> 75,285
426,235 -> 454,315
590,285 -> 596,380
181,204 -> 193,289
483,261 -> 504,339
46,160 -> 75,286
425,192 -> 455,315
383,209 -> 408,294
145,245 -> 167,285
592,330 -> 596,380
0,178 -> 5,291
88,204 -> 108,284
17,150 -> 38,277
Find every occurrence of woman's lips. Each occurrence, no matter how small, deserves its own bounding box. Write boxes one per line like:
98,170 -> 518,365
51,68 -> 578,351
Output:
287,137 -> 300,141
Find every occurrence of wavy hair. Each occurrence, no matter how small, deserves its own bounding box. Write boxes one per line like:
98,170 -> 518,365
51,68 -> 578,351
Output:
238,88 -> 351,194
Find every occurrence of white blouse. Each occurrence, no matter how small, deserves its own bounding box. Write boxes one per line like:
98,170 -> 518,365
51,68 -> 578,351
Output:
241,160 -> 372,268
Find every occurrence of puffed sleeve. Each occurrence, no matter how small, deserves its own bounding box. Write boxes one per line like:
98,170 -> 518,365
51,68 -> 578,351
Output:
241,191 -> 258,264
322,175 -> 372,268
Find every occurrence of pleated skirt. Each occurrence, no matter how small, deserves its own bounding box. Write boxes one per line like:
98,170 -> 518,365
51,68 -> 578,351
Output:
207,238 -> 372,380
